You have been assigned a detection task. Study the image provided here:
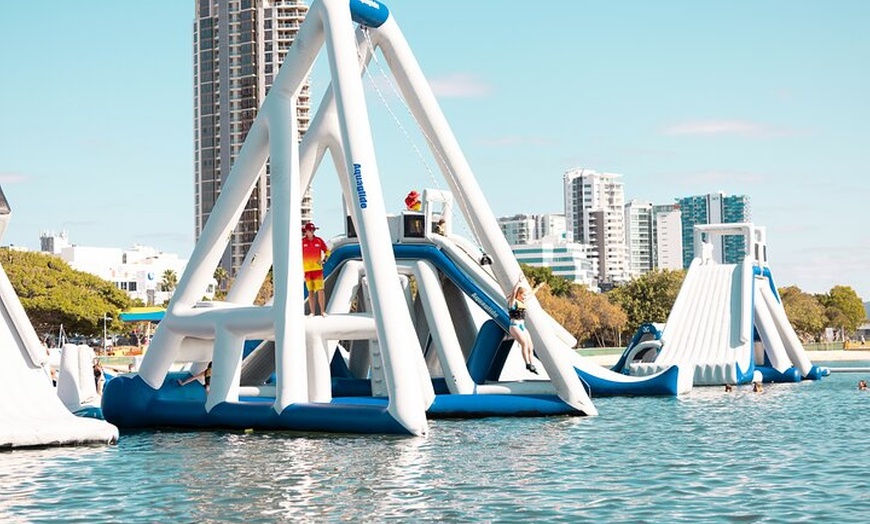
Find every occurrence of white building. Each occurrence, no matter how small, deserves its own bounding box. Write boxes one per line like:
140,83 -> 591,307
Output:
563,168 -> 629,287
652,204 -> 683,270
498,213 -> 566,245
512,240 -> 597,290
624,200 -> 653,277
39,232 -> 210,305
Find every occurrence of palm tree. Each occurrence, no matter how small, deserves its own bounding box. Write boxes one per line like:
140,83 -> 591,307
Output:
213,266 -> 230,291
160,269 -> 178,293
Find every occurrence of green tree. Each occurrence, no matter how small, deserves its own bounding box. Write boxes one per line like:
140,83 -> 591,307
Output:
213,266 -> 230,300
818,285 -> 865,334
255,268 -> 274,306
160,269 -> 178,293
584,287 -> 628,347
778,286 -> 826,341
607,269 -> 686,334
536,284 -> 592,343
0,249 -> 131,336
213,266 -> 229,289
521,264 -> 571,297
535,283 -> 627,347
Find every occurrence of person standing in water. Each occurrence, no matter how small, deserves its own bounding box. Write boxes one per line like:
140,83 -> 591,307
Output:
507,277 -> 544,375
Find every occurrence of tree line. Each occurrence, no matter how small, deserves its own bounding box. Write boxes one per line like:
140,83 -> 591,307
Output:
1,248 -> 865,348
523,264 -> 866,347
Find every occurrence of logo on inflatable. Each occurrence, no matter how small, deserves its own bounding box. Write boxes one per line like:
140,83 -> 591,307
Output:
353,163 -> 368,209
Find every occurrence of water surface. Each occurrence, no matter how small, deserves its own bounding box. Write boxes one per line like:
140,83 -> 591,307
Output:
2,364 -> 869,523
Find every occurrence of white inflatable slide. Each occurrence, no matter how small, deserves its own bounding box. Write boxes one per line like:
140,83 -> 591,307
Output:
0,186 -> 117,449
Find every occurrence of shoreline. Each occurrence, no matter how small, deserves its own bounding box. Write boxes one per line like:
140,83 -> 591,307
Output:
582,349 -> 870,367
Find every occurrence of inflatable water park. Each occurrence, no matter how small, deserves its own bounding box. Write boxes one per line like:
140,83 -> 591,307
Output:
98,0 -> 830,437
1,0 -> 827,447
612,223 -> 827,387
99,0 -> 697,437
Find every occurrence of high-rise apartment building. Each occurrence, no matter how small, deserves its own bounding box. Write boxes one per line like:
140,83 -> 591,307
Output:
498,213 -> 566,246
624,200 -> 653,277
563,168 -> 629,286
194,0 -> 311,276
677,191 -> 751,268
652,203 -> 683,271
623,201 -> 684,277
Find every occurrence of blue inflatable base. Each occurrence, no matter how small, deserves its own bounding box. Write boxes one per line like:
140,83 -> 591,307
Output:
755,365 -> 827,383
756,366 -> 802,383
102,374 -> 408,434
102,373 -> 586,433
73,405 -> 106,420
576,364 -> 681,397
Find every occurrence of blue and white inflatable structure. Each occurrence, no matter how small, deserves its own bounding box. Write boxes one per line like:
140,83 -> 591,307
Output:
102,0 -> 686,437
0,185 -> 118,448
612,223 -> 827,387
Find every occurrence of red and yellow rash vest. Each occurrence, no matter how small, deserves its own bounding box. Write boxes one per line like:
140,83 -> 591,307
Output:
302,236 -> 330,272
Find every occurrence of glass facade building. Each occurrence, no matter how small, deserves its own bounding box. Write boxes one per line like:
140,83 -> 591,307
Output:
677,192 -> 751,268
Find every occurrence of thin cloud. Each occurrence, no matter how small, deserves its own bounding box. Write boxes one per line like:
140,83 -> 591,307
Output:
661,119 -> 797,138
429,73 -> 492,98
0,172 -> 29,184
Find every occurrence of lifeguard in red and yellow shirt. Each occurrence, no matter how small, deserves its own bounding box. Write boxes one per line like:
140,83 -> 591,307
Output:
302,222 -> 330,316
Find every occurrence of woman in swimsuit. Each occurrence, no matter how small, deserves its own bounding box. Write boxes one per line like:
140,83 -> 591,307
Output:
508,277 -> 543,375
178,361 -> 213,392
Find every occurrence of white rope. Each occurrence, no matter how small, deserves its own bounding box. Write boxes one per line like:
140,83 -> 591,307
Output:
359,28 -> 482,246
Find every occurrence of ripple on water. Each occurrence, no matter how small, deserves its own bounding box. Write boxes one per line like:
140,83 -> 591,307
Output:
2,372 -> 870,522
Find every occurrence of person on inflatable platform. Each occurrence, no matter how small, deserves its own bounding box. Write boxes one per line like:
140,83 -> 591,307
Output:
302,222 -> 330,316
404,190 -> 422,211
507,276 -> 544,374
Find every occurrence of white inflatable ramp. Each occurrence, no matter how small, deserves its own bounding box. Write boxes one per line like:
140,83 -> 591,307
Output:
752,269 -> 824,381
627,258 -> 753,387
0,185 -> 117,449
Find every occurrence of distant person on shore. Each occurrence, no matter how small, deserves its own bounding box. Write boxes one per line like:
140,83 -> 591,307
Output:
178,362 -> 212,392
724,384 -> 733,393
858,380 -> 867,391
302,222 -> 330,316
752,381 -> 763,393
507,276 -> 544,375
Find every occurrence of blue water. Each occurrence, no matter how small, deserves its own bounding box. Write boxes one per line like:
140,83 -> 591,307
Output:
2,364 -> 869,523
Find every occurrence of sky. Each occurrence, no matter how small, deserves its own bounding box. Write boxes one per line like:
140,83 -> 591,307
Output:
1,1 -> 868,299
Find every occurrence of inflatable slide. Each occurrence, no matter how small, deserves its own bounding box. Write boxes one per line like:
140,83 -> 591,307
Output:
614,223 -> 825,387
0,186 -> 117,449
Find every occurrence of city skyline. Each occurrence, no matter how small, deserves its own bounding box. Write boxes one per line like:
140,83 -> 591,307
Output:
1,1 -> 868,299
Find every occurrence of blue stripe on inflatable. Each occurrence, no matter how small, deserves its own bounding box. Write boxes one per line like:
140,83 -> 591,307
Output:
466,319 -> 507,384
575,363 -> 681,397
326,243 -> 511,330
428,394 -> 581,418
756,366 -> 802,383
611,322 -> 663,372
102,373 -> 411,434
349,0 -> 389,28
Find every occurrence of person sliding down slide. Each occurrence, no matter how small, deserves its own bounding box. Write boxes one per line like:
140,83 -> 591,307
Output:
507,277 -> 544,374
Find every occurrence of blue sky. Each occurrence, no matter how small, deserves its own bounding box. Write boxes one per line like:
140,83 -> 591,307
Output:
1,1 -> 868,299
